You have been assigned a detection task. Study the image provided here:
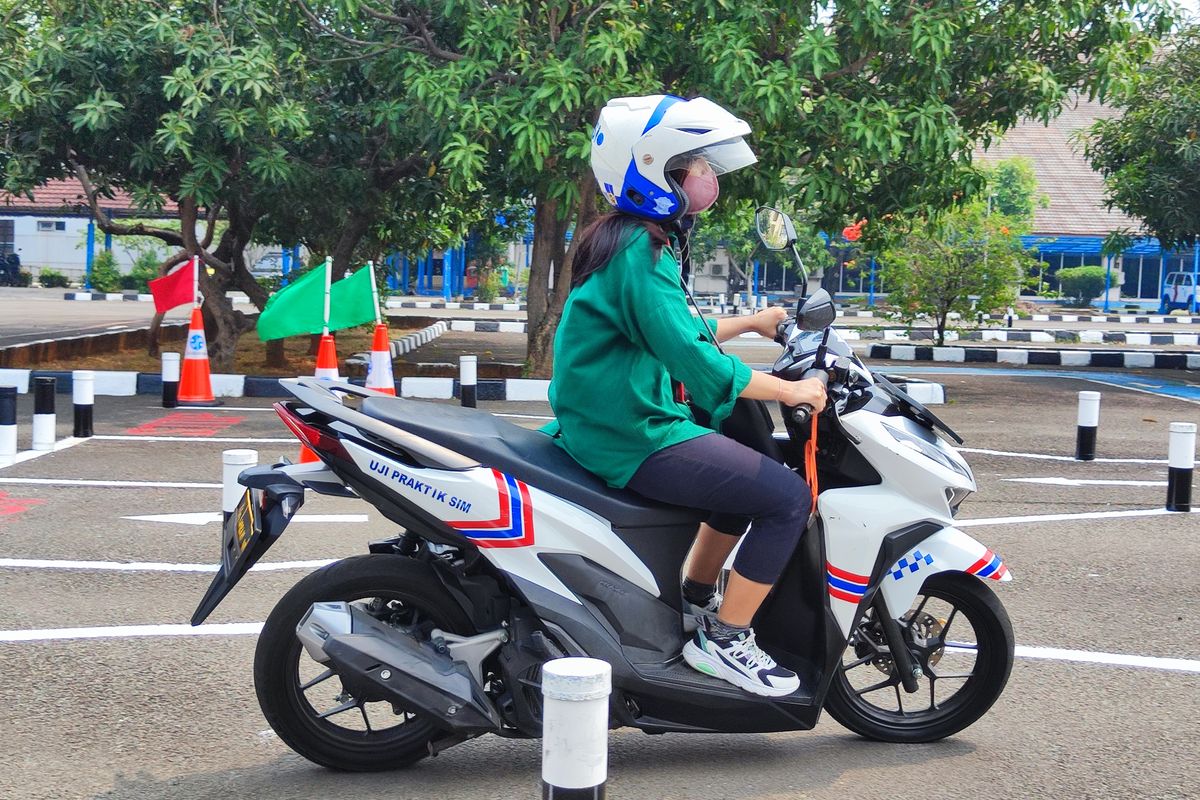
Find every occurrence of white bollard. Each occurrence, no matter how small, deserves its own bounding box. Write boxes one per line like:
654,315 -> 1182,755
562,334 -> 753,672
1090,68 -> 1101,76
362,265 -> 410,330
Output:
0,385 -> 16,467
1006,306 -> 1015,328
222,449 -> 258,522
460,355 -> 478,409
541,657 -> 611,799
1075,391 -> 1101,461
1166,422 -> 1195,512
162,352 -> 181,408
31,376 -> 56,452
72,370 -> 94,438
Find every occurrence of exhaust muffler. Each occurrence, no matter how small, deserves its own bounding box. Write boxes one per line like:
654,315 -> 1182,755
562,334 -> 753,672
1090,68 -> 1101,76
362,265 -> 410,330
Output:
297,602 -> 502,734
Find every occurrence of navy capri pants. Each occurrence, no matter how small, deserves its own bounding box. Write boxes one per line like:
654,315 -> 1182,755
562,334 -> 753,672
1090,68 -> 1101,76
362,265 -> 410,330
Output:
625,432 -> 811,584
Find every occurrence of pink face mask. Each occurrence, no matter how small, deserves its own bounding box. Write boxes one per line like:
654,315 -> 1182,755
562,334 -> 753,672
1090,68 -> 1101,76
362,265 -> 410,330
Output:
681,161 -> 719,214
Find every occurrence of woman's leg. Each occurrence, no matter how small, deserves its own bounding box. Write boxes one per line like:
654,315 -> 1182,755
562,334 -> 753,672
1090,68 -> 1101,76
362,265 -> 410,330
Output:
682,523 -> 741,586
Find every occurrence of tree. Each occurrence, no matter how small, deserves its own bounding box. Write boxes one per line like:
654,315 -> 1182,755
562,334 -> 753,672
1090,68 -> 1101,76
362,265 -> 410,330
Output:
879,200 -> 1038,345
1082,26 -> 1200,249
299,0 -> 1171,375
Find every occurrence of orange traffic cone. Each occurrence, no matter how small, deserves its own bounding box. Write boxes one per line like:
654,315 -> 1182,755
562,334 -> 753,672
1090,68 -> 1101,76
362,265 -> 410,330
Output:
178,307 -> 219,406
314,332 -> 340,380
364,323 -> 396,395
297,332 -> 340,463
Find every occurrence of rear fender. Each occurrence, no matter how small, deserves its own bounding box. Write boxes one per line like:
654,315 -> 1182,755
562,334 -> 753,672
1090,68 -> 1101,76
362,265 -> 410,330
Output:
879,526 -> 1011,621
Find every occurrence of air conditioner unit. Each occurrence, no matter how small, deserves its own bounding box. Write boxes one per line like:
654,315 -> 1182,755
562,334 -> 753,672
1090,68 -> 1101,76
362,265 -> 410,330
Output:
710,265 -> 724,276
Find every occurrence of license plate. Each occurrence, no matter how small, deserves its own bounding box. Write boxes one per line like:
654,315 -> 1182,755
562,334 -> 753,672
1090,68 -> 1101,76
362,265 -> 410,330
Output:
226,489 -> 259,560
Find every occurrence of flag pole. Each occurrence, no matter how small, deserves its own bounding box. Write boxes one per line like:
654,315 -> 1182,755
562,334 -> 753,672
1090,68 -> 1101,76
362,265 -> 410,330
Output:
322,256 -> 332,336
192,254 -> 200,308
367,260 -> 381,325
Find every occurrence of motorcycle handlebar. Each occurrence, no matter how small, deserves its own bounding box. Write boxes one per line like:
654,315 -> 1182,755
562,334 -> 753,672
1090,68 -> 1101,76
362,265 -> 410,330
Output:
788,367 -> 829,426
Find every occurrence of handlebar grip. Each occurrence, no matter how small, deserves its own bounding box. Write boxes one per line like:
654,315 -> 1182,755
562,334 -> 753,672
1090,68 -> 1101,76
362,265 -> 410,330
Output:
788,368 -> 829,425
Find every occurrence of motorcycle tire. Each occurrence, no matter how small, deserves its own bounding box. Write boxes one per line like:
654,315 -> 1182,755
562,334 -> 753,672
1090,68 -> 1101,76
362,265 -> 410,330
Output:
254,554 -> 476,771
824,571 -> 1014,743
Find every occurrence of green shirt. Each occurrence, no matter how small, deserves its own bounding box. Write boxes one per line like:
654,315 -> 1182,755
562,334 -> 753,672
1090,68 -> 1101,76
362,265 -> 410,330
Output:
544,228 -> 754,488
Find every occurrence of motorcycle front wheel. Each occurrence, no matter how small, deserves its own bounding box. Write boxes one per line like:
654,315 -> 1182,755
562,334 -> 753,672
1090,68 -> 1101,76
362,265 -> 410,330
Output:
254,554 -> 476,771
824,571 -> 1014,743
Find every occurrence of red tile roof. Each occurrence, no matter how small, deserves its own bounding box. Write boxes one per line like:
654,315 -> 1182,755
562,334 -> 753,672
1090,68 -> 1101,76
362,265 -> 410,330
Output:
0,179 -> 179,217
976,96 -> 1139,238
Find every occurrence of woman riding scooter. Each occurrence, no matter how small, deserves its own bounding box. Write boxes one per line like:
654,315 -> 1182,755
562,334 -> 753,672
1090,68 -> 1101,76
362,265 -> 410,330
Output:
546,95 -> 827,697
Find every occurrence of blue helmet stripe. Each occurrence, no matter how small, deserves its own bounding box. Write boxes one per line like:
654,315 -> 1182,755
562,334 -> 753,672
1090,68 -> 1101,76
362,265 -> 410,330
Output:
641,94 -> 683,134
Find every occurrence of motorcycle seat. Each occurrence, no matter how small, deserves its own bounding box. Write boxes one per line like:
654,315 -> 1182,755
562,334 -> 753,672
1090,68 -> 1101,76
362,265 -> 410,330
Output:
359,396 -> 704,529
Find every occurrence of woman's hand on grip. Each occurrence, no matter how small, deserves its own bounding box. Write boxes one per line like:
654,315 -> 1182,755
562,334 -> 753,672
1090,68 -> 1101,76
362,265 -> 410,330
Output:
780,377 -> 827,413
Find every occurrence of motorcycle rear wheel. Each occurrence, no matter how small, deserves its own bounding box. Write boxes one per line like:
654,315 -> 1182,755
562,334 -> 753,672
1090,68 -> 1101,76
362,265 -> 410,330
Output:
254,554 -> 475,771
824,571 -> 1014,743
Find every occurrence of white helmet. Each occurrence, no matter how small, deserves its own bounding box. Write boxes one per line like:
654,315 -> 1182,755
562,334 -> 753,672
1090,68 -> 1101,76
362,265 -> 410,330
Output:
590,94 -> 757,222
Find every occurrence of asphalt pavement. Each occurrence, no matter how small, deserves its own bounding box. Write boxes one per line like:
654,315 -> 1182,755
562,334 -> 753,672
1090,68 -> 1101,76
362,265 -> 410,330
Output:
0,374 -> 1197,799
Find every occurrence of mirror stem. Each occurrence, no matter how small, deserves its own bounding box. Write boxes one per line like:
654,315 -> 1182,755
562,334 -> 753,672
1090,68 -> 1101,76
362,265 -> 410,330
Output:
790,243 -> 809,299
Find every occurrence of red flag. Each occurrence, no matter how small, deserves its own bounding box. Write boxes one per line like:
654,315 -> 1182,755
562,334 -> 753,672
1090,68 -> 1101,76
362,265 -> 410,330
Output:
148,261 -> 195,313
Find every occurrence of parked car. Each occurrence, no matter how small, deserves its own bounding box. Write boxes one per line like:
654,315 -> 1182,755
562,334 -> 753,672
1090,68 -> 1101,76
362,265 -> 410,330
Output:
1161,271 -> 1196,313
250,252 -> 284,278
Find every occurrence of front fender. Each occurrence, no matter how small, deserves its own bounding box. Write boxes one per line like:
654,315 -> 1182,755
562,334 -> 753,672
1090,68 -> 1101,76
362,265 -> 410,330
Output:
879,526 -> 1011,621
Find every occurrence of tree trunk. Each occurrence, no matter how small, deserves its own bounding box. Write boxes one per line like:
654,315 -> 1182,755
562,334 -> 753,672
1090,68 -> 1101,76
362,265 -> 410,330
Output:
526,195 -> 561,337
525,177 -> 597,377
266,338 -> 287,368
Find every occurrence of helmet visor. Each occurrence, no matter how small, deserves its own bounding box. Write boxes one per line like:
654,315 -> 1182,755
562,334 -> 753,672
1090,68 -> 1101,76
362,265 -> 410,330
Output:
666,137 -> 757,177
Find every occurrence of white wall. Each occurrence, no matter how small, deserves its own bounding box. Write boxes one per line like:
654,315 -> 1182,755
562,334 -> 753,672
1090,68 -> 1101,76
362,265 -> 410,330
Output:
2,214 -> 146,280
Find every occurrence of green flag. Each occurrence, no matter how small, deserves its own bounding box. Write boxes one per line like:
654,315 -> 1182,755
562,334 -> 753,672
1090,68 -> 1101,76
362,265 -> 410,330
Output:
256,261 -> 327,341
329,263 -> 377,331
256,262 -> 377,341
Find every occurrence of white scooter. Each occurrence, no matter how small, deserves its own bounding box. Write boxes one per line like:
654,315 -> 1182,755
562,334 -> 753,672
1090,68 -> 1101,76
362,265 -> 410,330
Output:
191,207 -> 1014,771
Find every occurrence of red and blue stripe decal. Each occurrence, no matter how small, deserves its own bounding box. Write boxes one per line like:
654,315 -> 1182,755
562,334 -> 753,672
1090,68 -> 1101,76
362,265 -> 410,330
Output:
447,468 -> 535,548
967,548 -> 1008,580
827,563 -> 870,604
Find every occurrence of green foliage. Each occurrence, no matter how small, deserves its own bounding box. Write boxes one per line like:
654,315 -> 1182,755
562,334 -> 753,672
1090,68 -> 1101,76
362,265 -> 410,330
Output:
475,268 -> 502,304
13,270 -> 32,287
985,159 -> 1045,225
1057,266 -> 1108,307
37,268 -> 70,288
1082,25 -> 1200,249
119,251 -> 162,292
880,203 -> 1036,344
88,251 -> 121,293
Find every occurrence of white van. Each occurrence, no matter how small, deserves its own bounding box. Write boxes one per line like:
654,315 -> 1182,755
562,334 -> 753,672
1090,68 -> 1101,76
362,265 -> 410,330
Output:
1162,271 -> 1196,312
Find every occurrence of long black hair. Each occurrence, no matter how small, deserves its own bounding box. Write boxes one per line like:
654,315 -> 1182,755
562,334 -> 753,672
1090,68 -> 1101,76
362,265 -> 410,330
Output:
570,212 -> 670,289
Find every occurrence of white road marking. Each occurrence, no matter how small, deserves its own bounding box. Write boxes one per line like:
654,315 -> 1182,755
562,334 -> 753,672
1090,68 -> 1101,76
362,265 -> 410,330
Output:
121,511 -> 367,525
491,413 -> 555,420
94,435 -> 294,443
1004,477 -> 1168,487
0,436 -> 89,470
961,447 -> 1167,464
0,477 -> 220,488
2,623 -> 1196,675
0,557 -> 334,573
958,507 -> 1199,527
0,622 -> 265,642
152,406 -> 276,412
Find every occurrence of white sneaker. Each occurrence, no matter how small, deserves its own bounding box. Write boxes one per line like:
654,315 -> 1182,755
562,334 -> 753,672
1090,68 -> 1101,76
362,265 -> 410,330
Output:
682,619 -> 800,698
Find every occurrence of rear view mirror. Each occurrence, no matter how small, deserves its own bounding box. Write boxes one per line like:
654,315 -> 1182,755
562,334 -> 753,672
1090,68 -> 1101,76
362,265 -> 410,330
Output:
755,207 -> 797,251
797,288 -> 836,330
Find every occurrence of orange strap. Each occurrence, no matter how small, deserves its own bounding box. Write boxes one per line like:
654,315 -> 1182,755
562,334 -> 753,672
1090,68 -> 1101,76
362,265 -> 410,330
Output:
804,413 -> 819,511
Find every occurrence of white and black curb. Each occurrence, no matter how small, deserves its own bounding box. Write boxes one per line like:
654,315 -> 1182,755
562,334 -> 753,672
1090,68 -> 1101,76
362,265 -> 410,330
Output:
1166,422 -> 1195,513
1075,391 -> 1101,461
222,449 -> 258,523
868,344 -> 1200,370
980,312 -> 1199,325
162,353 -> 181,408
0,385 -> 15,466
389,321 -> 449,357
32,376 -> 56,452
459,355 -> 477,408
72,370 -> 94,439
64,291 -> 254,305
541,657 -> 611,800
385,299 -> 525,311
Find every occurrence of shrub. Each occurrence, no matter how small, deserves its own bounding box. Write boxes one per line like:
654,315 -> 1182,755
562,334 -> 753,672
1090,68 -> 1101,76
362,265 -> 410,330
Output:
88,250 -> 122,293
475,268 -> 502,303
38,268 -> 71,288
119,252 -> 161,292
1056,266 -> 1108,308
15,269 -> 33,287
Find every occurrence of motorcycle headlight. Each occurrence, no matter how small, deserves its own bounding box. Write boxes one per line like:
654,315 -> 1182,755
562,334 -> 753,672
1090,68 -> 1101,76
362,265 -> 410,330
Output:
885,424 -> 973,481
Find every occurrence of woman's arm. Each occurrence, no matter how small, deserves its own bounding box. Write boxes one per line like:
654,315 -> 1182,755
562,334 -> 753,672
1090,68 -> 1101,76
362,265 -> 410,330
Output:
740,370 -> 827,411
712,307 -> 788,342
